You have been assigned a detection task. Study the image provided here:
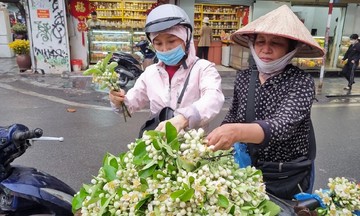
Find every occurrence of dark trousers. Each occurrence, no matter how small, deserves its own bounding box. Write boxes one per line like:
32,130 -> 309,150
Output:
341,62 -> 357,87
197,47 -> 209,60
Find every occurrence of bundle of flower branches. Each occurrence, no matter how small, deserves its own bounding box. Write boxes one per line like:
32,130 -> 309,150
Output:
72,123 -> 280,215
315,177 -> 360,216
84,53 -> 131,122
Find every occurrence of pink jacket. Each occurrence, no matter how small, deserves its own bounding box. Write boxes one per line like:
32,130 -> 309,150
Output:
114,58 -> 224,132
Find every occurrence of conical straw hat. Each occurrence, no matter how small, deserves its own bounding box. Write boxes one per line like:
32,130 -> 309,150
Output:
231,5 -> 325,58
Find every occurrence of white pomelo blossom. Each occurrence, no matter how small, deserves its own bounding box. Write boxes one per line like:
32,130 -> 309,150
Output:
72,123 -> 280,215
315,177 -> 360,216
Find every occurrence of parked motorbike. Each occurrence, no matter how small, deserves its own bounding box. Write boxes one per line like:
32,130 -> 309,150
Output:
0,123 -> 75,215
110,40 -> 158,87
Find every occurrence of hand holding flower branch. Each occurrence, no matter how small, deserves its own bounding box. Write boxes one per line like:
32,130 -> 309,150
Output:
83,53 -> 131,122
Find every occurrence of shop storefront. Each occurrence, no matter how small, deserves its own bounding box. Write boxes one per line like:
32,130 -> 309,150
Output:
66,1 -> 360,72
192,3 -> 250,65
228,1 -> 360,73
86,1 -> 155,64
83,1 -> 251,66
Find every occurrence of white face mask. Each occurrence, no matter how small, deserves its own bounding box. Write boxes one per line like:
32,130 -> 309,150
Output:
248,41 -> 299,78
350,39 -> 357,45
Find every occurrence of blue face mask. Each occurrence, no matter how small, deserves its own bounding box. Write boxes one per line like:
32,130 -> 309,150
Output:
156,45 -> 185,66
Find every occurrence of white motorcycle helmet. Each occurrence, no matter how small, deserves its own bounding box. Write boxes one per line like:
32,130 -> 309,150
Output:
145,4 -> 193,68
145,4 -> 193,33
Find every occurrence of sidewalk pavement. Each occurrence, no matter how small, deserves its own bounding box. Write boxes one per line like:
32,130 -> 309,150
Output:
1,57 -> 360,105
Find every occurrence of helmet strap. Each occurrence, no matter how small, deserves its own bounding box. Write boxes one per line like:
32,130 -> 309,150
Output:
181,27 -> 191,69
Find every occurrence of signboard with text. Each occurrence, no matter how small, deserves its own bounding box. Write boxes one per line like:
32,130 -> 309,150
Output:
28,0 -> 70,74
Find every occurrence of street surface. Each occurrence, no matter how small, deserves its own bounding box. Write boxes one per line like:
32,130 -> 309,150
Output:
1,57 -> 360,196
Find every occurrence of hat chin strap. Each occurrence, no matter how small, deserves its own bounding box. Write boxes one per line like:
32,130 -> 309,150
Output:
248,41 -> 298,78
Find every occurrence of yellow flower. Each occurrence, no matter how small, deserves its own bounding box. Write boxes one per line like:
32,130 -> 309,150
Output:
8,39 -> 30,55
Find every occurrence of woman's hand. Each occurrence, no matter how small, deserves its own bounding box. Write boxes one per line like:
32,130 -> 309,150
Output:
109,89 -> 126,109
207,123 -> 265,151
206,124 -> 240,151
155,114 -> 188,133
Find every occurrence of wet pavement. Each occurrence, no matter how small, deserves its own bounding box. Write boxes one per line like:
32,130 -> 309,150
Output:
1,57 -> 360,106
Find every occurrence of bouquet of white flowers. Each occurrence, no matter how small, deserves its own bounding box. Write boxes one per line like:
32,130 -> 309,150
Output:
72,123 -> 281,215
315,177 -> 360,216
84,53 -> 131,122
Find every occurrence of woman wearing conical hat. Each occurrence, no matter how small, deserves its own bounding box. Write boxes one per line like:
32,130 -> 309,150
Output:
206,5 -> 324,199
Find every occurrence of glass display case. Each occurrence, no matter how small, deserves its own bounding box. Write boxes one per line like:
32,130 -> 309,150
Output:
336,36 -> 351,68
291,36 -> 325,69
194,4 -> 249,40
88,0 -> 155,30
88,29 -> 132,63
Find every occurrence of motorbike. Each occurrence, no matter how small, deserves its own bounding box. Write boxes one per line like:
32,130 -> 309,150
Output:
0,123 -> 75,215
110,40 -> 158,87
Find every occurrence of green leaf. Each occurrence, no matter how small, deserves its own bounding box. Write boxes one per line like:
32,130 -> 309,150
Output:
135,194 -> 153,211
240,205 -> 255,211
109,157 -> 118,170
139,164 -> 157,178
103,164 -> 117,181
158,159 -> 164,168
188,176 -> 195,185
83,68 -> 102,75
102,153 -> 111,166
142,154 -> 153,165
72,187 -> 87,212
133,141 -> 147,165
140,178 -> 149,192
99,193 -> 116,215
169,138 -> 180,152
176,157 -> 196,172
141,159 -> 156,170
167,163 -> 177,174
107,61 -> 118,71
182,183 -> 190,190
133,141 -> 146,156
102,53 -> 113,71
217,194 -> 229,208
162,141 -> 176,157
153,170 -> 166,180
229,205 -> 235,215
165,122 -> 177,144
260,200 -> 281,216
170,189 -> 185,200
118,152 -> 126,169
152,138 -> 161,150
144,130 -> 163,137
82,183 -> 91,193
179,188 -> 195,202
116,187 -> 125,197
85,196 -> 100,207
89,183 -> 102,198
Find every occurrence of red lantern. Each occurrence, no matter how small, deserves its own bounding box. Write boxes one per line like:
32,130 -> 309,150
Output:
69,0 -> 95,46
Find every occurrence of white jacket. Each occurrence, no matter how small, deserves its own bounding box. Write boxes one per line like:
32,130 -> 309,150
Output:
112,58 -> 224,132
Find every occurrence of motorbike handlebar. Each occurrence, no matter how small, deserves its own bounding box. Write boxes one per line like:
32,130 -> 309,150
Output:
12,128 -> 43,142
31,136 -> 64,142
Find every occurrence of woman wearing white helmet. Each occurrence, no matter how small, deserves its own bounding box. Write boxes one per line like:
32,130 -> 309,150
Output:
109,4 -> 224,134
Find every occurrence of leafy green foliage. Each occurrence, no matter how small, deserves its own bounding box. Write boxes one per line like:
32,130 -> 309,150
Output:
72,125 -> 280,215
